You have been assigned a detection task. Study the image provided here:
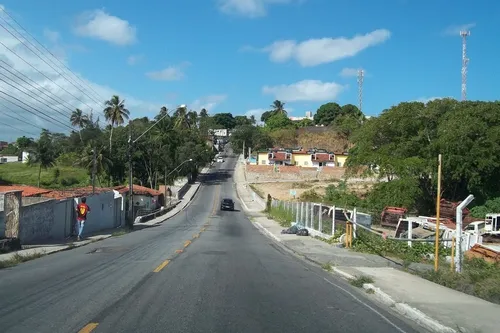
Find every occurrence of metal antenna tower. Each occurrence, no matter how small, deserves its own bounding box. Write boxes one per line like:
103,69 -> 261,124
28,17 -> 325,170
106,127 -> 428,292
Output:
460,30 -> 470,101
357,69 -> 364,112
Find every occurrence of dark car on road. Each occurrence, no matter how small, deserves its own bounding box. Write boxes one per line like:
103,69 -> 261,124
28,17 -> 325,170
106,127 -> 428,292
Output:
220,198 -> 235,211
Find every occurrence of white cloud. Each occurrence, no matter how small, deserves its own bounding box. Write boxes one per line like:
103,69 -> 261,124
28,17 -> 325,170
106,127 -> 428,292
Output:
217,0 -> 298,18
189,94 -> 227,112
74,9 -> 137,46
339,67 -> 365,78
443,23 -> 475,36
145,64 -> 188,81
262,80 -> 345,102
127,54 -> 144,65
43,29 -> 60,43
259,29 -> 391,67
0,8 -> 161,141
244,108 -> 266,122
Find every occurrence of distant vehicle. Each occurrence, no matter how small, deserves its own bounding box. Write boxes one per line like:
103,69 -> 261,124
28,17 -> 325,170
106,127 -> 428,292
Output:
216,157 -> 224,163
220,198 -> 235,211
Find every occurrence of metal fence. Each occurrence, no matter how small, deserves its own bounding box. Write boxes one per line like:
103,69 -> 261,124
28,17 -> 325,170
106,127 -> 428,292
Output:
271,199 -> 372,240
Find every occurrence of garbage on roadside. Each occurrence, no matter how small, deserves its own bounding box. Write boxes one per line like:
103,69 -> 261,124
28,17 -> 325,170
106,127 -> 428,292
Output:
281,224 -> 309,236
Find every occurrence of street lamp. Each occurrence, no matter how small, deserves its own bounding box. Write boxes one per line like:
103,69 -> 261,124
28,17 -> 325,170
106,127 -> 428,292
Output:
164,158 -> 193,206
127,104 -> 185,227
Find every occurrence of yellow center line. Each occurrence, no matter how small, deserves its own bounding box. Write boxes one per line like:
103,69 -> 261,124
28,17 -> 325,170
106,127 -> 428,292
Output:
175,249 -> 183,254
200,227 -> 206,232
78,323 -> 99,333
193,233 -> 200,239
184,240 -> 191,248
153,259 -> 170,273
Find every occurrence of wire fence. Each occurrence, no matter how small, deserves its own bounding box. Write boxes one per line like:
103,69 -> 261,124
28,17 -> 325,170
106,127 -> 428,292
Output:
271,199 -> 372,239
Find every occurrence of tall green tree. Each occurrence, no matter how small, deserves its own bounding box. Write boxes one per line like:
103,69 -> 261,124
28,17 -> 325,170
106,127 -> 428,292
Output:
33,129 -> 56,187
70,108 -> 90,142
104,95 -> 130,153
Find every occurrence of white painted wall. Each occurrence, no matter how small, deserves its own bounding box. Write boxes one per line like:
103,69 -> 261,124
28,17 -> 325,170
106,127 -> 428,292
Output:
74,192 -> 115,235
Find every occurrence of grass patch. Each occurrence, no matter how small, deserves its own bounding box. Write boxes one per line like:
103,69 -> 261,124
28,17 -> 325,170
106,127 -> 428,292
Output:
0,162 -> 89,189
112,229 -> 130,237
0,251 -> 45,269
321,262 -> 333,272
267,202 -> 294,228
352,229 -> 451,264
249,184 -> 265,199
419,258 -> 500,304
350,275 -> 374,288
291,182 -> 313,189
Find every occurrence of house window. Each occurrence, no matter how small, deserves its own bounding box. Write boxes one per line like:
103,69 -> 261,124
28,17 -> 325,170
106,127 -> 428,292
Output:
304,161 -> 309,166
261,160 -> 267,165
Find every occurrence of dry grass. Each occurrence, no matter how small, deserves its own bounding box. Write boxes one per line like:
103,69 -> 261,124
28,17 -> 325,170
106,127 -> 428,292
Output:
252,180 -> 374,201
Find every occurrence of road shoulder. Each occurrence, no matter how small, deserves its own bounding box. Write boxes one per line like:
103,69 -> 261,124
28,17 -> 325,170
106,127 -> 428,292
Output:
234,158 -> 498,333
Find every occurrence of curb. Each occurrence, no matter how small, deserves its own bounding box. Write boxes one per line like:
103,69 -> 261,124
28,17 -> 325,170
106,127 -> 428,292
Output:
250,219 -> 457,333
0,235 -> 112,264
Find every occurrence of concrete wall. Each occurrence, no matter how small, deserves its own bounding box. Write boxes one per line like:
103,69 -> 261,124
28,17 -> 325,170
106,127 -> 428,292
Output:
0,193 -> 4,237
22,196 -> 52,205
246,165 -> 346,183
19,199 -> 73,244
74,192 -> 115,235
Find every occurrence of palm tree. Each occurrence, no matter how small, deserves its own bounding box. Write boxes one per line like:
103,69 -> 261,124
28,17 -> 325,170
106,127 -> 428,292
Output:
76,142 -> 113,187
70,109 -> 90,142
33,129 -> 55,187
187,110 -> 198,128
270,100 -> 287,115
199,108 -> 208,118
173,105 -> 189,129
103,95 -> 130,153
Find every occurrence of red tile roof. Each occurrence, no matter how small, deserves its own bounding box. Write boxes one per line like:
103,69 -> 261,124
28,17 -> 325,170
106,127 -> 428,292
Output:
270,151 -> 290,161
130,185 -> 163,197
313,153 -> 334,162
0,185 -> 52,197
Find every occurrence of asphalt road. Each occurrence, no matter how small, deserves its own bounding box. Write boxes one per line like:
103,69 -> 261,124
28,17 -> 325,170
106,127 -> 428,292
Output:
0,152 -> 425,333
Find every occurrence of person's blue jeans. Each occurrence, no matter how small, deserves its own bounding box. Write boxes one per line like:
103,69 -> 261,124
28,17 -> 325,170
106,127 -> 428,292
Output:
75,220 -> 85,238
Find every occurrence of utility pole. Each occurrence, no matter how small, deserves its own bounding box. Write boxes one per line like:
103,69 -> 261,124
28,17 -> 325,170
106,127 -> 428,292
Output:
434,154 -> 442,272
91,146 -> 97,194
357,69 -> 364,113
128,122 -> 133,227
242,140 -> 245,159
460,30 -> 470,101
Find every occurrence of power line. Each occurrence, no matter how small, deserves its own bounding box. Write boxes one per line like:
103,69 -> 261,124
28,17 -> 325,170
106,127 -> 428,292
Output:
0,73 -> 76,122
0,90 -> 74,131
0,7 -> 106,105
0,19 -> 103,107
0,38 -> 96,112
0,60 -> 81,115
0,109 -> 45,131
0,119 -> 38,137
0,99 -> 45,127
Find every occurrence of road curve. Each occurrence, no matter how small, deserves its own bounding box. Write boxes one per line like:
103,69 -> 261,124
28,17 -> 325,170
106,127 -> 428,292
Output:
0,153 -> 425,333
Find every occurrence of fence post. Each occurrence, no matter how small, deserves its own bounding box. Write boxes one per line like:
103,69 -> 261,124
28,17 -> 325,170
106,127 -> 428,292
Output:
310,202 -> 315,230
305,202 -> 309,228
331,205 -> 336,236
319,203 -> 323,234
301,201 -> 305,226
407,220 -> 413,247
295,202 -> 300,224
352,207 -> 357,239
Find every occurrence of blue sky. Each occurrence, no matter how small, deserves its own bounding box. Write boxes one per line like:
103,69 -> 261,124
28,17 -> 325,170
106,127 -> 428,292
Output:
0,0 -> 498,140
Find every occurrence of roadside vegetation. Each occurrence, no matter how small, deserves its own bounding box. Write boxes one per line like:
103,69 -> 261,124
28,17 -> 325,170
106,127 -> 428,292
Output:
0,252 -> 45,269
0,96 -> 228,189
234,98 -> 500,304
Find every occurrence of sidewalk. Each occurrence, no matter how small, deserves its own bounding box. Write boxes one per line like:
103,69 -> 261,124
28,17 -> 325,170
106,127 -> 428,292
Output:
234,159 -> 499,333
0,167 -> 211,266
0,233 -> 112,263
133,180 -> 203,227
